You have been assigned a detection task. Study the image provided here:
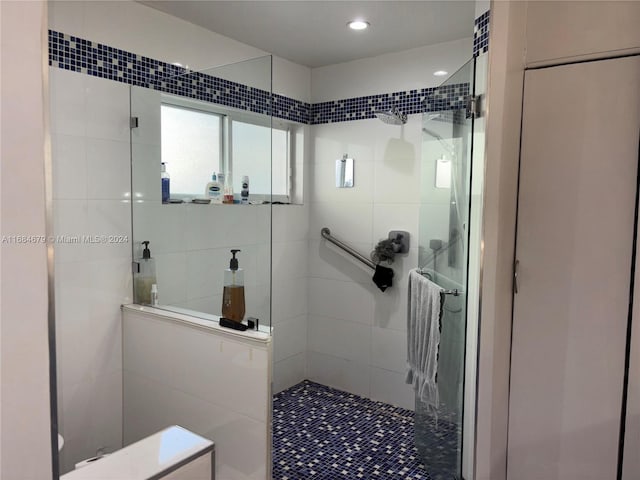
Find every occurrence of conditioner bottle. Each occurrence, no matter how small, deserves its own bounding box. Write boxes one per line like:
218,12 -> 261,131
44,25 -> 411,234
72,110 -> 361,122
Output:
221,249 -> 245,322
134,241 -> 157,305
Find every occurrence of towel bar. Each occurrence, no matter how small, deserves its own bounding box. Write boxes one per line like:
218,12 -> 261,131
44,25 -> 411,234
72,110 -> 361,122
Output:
417,268 -> 462,296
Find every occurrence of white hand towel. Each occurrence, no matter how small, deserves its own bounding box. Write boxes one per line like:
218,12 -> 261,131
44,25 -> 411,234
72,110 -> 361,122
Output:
406,269 -> 443,411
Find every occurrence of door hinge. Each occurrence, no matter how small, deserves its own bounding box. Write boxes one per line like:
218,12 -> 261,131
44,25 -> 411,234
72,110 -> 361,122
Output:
466,95 -> 482,119
130,116 -> 139,129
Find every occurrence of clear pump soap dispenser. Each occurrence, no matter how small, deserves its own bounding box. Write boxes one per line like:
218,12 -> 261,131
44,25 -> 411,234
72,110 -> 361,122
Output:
134,241 -> 157,305
222,249 -> 245,322
161,163 -> 170,204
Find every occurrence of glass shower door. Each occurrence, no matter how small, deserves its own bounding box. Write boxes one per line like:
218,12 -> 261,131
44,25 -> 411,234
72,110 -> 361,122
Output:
129,55 -> 273,331
415,58 -> 476,480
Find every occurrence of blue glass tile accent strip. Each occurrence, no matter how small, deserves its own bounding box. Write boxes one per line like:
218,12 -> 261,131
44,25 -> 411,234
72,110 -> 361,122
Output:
473,10 -> 490,57
47,29 -> 314,123
310,84 -> 469,125
48,29 -> 473,125
273,380 -> 461,480
422,83 -> 470,116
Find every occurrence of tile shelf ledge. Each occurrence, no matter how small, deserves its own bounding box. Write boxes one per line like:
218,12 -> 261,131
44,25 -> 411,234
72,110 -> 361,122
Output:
121,304 -> 272,344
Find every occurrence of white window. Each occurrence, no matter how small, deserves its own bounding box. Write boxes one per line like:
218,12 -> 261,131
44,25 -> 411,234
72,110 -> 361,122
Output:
161,104 -> 222,196
231,120 -> 289,198
161,97 -> 292,202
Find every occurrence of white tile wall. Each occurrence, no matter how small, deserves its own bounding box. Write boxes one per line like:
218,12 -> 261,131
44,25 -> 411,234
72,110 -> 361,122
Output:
85,139 -> 131,199
308,278 -> 376,325
273,353 -> 306,393
308,315 -> 371,364
131,203 -> 272,323
272,204 -> 309,392
51,68 -> 132,474
273,316 -> 307,363
370,367 -> 415,411
307,352 -> 370,398
48,1 -> 312,101
53,135 -> 87,199
307,104 -> 432,408
122,308 -> 272,480
371,327 -> 408,374
308,238 -> 375,283
307,116 -> 423,409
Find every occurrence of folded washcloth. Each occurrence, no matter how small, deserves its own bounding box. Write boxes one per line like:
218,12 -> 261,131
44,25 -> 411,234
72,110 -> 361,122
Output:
406,269 -> 443,411
372,264 -> 394,291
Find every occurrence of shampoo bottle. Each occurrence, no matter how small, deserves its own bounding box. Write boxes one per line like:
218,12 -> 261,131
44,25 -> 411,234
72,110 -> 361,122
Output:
161,162 -> 170,204
222,249 -> 245,322
151,284 -> 158,306
241,175 -> 249,204
223,172 -> 234,204
134,241 -> 157,305
205,172 -> 222,204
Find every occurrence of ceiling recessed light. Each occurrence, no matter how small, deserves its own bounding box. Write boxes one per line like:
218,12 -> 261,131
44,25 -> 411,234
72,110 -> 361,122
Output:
348,20 -> 370,30
433,70 -> 448,77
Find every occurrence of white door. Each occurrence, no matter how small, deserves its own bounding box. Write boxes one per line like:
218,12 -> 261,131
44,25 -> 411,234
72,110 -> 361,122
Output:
508,56 -> 640,480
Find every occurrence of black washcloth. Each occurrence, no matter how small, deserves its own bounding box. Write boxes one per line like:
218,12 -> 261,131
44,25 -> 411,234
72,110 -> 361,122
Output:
372,264 -> 394,292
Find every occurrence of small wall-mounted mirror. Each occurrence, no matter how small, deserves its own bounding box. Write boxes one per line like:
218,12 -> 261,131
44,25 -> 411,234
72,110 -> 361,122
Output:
336,155 -> 354,188
435,156 -> 452,189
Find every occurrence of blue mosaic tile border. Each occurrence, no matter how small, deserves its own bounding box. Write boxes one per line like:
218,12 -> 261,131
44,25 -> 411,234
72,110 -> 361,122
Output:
48,30 -> 311,122
311,83 -> 469,125
48,28 -> 479,126
272,93 -> 311,125
423,83 -> 470,114
473,10 -> 490,57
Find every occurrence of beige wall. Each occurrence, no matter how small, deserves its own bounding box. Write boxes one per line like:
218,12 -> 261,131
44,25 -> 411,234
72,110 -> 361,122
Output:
526,0 -> 640,67
625,232 -> 640,478
477,1 -> 640,479
0,1 -> 53,479
475,2 -> 527,479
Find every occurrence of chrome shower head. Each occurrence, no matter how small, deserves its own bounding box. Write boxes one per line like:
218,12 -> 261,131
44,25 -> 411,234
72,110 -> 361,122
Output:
374,107 -> 407,125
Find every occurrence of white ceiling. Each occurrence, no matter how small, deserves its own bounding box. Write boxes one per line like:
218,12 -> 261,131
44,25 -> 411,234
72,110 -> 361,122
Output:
139,1 -> 475,68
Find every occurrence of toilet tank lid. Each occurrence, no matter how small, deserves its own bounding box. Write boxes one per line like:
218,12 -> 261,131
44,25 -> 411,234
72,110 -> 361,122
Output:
60,426 -> 214,480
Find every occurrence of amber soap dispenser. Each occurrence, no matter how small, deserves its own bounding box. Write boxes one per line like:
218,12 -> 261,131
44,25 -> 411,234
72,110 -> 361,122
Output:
222,249 -> 245,322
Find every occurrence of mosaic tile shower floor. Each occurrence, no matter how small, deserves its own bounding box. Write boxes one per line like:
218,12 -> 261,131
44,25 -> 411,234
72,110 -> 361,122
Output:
273,380 -> 460,480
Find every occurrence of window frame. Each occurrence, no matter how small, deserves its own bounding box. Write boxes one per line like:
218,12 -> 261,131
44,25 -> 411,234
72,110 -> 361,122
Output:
160,101 -> 224,200
160,93 -> 293,203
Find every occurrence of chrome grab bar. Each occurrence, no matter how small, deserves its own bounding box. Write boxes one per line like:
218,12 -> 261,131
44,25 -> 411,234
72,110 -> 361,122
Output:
321,227 -> 376,270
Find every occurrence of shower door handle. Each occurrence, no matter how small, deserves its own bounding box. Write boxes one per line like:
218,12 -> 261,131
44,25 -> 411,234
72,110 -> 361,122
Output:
513,259 -> 520,294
